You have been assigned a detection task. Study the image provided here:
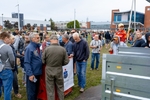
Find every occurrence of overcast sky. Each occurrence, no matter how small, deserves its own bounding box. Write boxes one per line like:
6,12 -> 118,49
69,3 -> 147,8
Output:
0,0 -> 149,22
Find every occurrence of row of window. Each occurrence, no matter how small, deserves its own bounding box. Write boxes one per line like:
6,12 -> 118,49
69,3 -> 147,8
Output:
114,12 -> 144,24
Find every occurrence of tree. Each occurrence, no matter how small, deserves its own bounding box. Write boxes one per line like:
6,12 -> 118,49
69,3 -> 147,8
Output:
3,20 -> 13,29
67,20 -> 80,29
26,23 -> 31,30
49,18 -> 55,30
13,22 -> 18,28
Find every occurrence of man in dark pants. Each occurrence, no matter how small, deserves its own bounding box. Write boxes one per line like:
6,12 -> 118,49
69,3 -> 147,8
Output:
42,35 -> 69,100
73,33 -> 89,92
24,32 -> 42,100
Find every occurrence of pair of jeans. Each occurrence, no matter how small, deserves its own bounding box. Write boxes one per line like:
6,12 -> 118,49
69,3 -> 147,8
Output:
91,53 -> 100,69
0,79 -> 2,97
76,61 -> 87,88
26,75 -> 40,100
0,69 -> 13,100
13,71 -> 19,94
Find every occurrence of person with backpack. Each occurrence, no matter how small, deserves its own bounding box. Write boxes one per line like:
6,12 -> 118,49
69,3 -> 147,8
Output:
0,32 -> 15,100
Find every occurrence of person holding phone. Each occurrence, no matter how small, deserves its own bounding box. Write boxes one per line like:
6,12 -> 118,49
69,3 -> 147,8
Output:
24,32 -> 42,100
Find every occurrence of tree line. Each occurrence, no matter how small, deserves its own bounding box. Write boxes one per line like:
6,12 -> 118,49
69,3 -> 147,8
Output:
2,18 -> 80,30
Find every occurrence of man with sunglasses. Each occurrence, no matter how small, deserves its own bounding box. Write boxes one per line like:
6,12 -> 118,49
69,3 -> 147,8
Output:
69,29 -> 76,43
24,32 -> 42,100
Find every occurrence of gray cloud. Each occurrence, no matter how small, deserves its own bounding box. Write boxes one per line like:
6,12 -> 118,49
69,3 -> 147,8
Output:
0,0 -> 149,22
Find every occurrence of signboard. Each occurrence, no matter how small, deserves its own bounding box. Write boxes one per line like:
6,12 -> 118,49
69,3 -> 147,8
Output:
63,58 -> 74,91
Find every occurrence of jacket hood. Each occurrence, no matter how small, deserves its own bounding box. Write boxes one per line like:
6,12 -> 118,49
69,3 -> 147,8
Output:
112,35 -> 120,44
145,33 -> 150,42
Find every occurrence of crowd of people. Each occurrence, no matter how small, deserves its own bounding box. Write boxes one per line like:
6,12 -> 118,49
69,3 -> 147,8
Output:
0,22 -> 150,100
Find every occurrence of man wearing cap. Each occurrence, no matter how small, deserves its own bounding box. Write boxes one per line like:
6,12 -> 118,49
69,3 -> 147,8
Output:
109,36 -> 127,55
42,35 -> 69,100
115,23 -> 127,43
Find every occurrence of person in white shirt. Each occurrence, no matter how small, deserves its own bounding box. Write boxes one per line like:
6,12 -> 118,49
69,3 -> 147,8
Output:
90,35 -> 102,70
109,36 -> 127,55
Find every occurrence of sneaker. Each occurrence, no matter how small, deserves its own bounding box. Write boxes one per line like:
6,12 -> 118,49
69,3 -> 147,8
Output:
90,68 -> 93,70
95,68 -> 99,70
80,88 -> 84,93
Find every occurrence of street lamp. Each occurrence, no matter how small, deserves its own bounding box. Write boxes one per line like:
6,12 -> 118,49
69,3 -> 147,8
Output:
2,14 -> 3,30
16,4 -> 20,31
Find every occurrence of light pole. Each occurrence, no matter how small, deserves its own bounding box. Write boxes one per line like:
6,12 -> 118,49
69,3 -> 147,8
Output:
134,0 -> 136,32
74,9 -> 76,29
2,14 -> 3,30
16,4 -> 20,31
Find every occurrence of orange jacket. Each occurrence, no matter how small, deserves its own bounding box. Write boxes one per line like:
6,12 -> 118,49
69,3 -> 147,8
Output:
115,30 -> 127,42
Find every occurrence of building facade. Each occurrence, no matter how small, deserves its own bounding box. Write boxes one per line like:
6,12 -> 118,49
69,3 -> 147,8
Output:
90,22 -> 111,29
12,13 -> 24,28
0,14 -> 51,31
111,6 -> 150,31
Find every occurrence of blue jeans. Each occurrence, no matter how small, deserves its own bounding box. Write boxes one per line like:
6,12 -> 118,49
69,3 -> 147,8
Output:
76,61 -> 87,88
0,69 -> 13,100
0,79 -> 2,97
91,53 -> 100,69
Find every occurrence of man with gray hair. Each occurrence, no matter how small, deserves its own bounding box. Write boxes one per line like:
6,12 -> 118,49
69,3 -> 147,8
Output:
42,35 -> 69,100
133,31 -> 145,47
62,34 -> 73,56
73,33 -> 89,92
24,32 -> 42,100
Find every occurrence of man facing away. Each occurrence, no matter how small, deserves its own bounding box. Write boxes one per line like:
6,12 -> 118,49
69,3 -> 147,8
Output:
73,33 -> 89,92
42,35 -> 69,100
90,35 -> 102,70
24,32 -> 42,100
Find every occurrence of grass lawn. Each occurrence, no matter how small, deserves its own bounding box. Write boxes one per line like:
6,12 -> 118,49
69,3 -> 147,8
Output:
0,35 -> 109,100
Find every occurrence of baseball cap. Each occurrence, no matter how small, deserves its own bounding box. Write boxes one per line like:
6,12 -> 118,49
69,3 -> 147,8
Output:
113,36 -> 119,40
118,23 -> 124,28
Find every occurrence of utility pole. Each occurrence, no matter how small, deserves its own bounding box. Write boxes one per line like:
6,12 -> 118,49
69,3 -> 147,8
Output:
16,4 -> 20,31
74,9 -> 76,29
2,14 -> 3,30
134,0 -> 136,32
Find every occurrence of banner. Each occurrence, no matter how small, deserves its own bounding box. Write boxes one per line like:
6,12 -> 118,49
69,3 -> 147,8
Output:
63,58 -> 74,91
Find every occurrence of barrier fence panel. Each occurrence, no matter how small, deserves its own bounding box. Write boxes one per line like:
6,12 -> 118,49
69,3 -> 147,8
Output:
101,53 -> 150,100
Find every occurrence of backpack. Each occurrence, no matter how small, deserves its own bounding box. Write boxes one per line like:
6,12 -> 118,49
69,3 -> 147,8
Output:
18,37 -> 24,52
0,44 -> 9,72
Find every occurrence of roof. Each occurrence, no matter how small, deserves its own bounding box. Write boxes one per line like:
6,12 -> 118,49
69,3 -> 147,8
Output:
114,10 -> 144,15
90,22 -> 111,25
146,0 -> 150,3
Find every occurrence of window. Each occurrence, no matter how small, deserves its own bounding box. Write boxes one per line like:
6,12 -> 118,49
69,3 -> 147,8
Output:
147,8 -> 150,11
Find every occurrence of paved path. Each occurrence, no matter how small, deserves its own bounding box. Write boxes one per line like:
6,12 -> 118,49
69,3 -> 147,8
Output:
74,85 -> 101,100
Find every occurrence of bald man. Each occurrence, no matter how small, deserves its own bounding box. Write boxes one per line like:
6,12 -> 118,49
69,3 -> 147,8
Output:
90,35 -> 102,70
73,33 -> 89,92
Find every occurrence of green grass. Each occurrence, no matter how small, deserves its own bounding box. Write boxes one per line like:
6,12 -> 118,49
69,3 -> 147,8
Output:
0,35 -> 109,100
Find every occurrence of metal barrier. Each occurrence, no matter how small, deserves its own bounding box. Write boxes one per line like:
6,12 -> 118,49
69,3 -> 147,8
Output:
101,48 -> 150,100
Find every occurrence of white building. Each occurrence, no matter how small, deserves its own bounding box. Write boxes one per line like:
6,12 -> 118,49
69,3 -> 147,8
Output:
0,17 -> 51,31
55,21 -> 87,29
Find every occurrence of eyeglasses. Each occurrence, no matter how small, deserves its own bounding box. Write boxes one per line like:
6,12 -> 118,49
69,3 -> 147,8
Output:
34,37 -> 40,39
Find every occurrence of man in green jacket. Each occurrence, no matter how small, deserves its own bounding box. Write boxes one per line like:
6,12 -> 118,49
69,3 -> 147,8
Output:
42,35 -> 69,100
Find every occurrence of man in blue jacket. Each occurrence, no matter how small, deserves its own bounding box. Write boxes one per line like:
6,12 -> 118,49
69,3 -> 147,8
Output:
73,33 -> 89,93
24,32 -> 42,100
